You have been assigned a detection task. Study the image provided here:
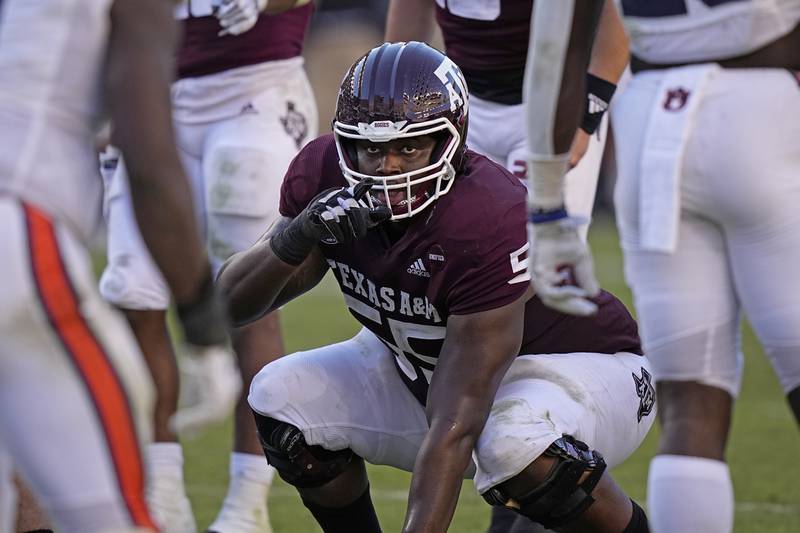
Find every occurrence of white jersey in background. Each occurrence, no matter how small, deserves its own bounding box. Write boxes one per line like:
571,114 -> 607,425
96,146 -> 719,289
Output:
619,0 -> 800,63
98,2 -> 317,532
0,1 -> 156,531
0,0 -> 110,240
614,1 -> 800,533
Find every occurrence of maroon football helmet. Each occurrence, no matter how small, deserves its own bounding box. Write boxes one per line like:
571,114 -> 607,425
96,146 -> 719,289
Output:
333,41 -> 469,219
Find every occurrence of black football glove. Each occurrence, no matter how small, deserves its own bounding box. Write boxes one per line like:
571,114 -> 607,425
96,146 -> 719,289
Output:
176,272 -> 230,347
270,179 -> 392,265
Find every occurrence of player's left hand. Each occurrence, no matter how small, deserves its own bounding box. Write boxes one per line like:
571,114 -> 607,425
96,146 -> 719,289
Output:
170,345 -> 243,437
213,0 -> 268,37
528,209 -> 600,316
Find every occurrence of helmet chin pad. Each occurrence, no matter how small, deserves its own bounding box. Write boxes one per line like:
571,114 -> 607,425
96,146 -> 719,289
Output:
369,180 -> 435,218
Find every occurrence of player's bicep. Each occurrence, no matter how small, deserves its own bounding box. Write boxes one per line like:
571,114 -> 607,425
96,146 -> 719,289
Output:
426,296 -> 527,426
218,216 -> 328,325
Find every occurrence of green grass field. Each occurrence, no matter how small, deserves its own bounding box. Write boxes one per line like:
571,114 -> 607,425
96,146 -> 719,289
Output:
182,215 -> 800,532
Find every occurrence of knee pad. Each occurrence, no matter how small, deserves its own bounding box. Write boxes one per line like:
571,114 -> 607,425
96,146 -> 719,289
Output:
253,412 -> 353,488
482,435 -> 607,529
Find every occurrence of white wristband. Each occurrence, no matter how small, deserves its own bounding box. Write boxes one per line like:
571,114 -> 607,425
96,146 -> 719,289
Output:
527,153 -> 570,210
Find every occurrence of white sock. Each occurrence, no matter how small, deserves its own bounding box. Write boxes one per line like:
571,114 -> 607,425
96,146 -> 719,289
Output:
147,442 -> 185,481
221,452 -> 275,507
209,454 -> 275,531
230,452 -> 275,486
647,454 -> 734,533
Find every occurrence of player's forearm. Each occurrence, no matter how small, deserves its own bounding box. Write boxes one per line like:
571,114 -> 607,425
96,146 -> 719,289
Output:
402,423 -> 478,533
106,0 -> 209,303
588,0 -> 629,83
216,242 -> 297,327
525,0 -> 602,158
385,0 -> 435,43
404,355 -> 498,533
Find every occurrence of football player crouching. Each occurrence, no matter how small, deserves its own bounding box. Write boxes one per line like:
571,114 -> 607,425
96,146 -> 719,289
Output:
218,42 -> 654,533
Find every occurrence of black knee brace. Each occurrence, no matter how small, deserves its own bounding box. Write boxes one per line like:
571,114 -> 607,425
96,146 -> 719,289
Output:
253,412 -> 354,488
482,435 -> 607,529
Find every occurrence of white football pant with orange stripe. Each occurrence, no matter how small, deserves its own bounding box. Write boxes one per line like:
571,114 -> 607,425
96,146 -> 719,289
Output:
0,198 -> 157,533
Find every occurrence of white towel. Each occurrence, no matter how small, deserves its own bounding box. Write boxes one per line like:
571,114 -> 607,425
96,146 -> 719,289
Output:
639,64 -> 717,253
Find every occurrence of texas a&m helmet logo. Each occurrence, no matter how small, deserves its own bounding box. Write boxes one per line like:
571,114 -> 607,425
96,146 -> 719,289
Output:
434,57 -> 469,114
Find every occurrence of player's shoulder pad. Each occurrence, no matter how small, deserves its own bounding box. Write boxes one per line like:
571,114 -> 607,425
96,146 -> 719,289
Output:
427,151 -> 526,259
280,134 -> 346,218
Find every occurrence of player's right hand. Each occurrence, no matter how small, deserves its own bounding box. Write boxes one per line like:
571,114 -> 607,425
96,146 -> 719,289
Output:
528,209 -> 600,316
170,344 -> 242,437
175,274 -> 229,348
213,0 -> 267,37
270,179 -> 391,265
301,178 -> 392,244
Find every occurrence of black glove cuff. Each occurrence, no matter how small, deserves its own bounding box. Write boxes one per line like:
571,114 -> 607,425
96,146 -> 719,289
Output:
269,215 -> 320,266
580,73 -> 617,135
176,273 -> 228,346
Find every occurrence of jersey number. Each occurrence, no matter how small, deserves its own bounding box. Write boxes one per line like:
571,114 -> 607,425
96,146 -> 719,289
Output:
621,0 -> 749,17
343,294 -> 446,385
435,0 -> 501,21
174,0 -> 215,19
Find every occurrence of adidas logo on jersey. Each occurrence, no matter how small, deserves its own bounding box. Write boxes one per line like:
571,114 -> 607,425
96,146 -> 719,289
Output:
407,258 -> 431,278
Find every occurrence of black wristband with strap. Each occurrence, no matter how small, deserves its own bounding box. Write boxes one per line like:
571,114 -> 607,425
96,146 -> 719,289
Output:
269,215 -> 320,266
580,73 -> 617,135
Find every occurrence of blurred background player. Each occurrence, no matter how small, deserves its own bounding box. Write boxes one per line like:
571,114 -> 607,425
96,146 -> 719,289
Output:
522,0 -> 610,320
0,0 -> 227,531
384,0 -> 629,245
11,472 -> 53,532
99,0 -> 318,531
524,0 -> 800,532
611,2 -> 800,532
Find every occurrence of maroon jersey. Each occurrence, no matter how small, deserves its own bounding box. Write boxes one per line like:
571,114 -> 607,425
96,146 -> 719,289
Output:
280,135 -> 642,404
178,4 -> 313,79
435,0 -> 531,104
